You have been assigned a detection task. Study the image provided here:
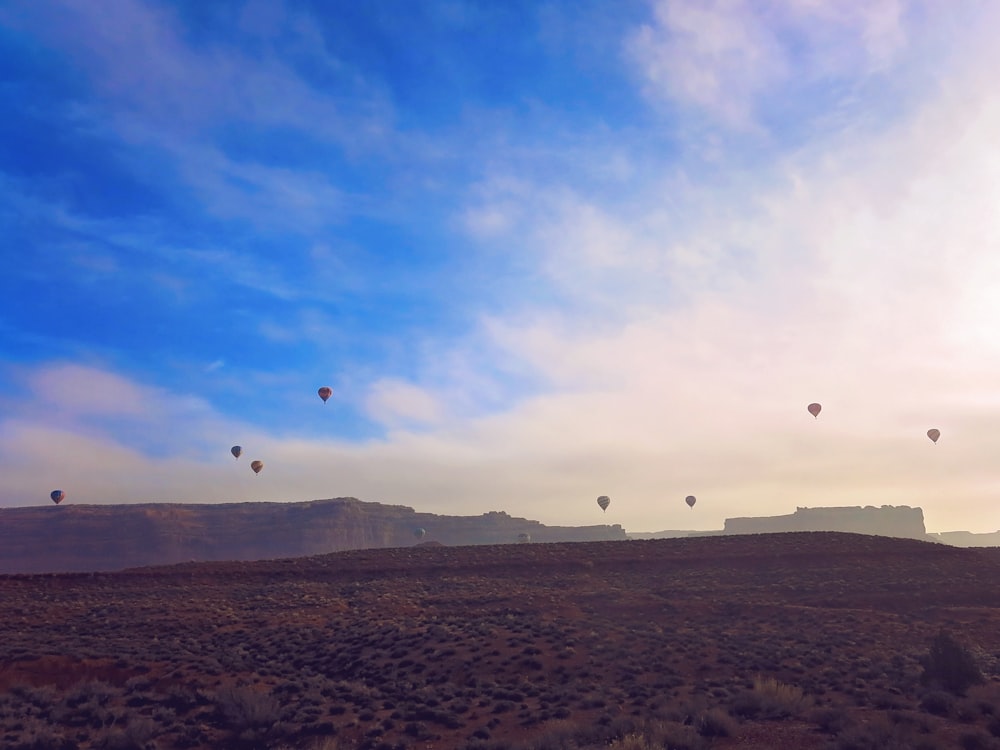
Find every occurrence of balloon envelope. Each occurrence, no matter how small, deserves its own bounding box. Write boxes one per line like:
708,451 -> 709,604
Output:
927,428 -> 940,443
50,490 -> 65,505
231,445 -> 242,459
250,460 -> 264,475
597,495 -> 610,512
413,527 -> 426,539
807,402 -> 822,418
517,532 -> 531,543
318,386 -> 333,403
685,495 -> 696,508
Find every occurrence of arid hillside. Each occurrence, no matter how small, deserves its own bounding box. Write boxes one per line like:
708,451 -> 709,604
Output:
2,532 -> 1000,750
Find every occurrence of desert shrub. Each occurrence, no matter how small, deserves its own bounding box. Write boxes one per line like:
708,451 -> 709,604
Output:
832,713 -> 915,750
958,698 -> 987,723
214,684 -> 282,741
885,709 -> 930,735
920,630 -> 984,695
272,739 -> 340,750
584,718 -> 705,750
124,676 -> 153,694
9,684 -> 59,709
958,730 -> 997,750
810,706 -> 852,735
67,681 -> 117,709
695,708 -> 735,737
919,690 -> 954,717
729,675 -> 810,720
977,701 -> 997,716
99,726 -> 152,750
523,718 -> 587,749
12,724 -> 77,750
607,734 -> 659,750
163,684 -> 208,713
871,690 -> 906,710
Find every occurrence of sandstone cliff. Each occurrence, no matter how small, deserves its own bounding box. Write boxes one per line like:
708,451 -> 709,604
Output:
723,505 -> 927,539
0,498 -> 627,574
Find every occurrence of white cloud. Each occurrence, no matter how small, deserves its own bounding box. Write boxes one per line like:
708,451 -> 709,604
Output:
25,364 -> 153,418
365,378 -> 445,428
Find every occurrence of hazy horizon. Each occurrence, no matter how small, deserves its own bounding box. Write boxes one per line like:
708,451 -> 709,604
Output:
0,494 -> 990,540
4,1 -> 1000,533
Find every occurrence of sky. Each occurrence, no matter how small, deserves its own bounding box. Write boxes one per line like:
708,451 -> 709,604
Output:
3,0 -> 1000,534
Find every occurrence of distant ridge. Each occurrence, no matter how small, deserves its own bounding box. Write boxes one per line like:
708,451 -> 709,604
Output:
725,504 -> 927,538
630,505 -> 999,548
0,498 -> 626,574
929,530 -> 1000,547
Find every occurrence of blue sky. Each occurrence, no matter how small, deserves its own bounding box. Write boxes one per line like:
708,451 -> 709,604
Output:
3,0 -> 1000,533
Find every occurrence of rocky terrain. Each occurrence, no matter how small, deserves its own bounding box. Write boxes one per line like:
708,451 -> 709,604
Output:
2,532 -> 1000,750
0,498 -> 626,574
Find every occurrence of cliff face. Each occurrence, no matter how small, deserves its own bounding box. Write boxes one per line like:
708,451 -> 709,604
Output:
0,498 -> 626,574
724,505 -> 927,539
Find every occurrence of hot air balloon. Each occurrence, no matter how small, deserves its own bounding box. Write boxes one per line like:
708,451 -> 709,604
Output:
50,490 -> 65,505
685,495 -> 696,509
413,527 -> 426,540
517,532 -> 531,543
927,428 -> 940,444
250,460 -> 264,475
597,495 -> 610,512
231,445 -> 242,459
807,403 -> 822,418
318,386 -> 332,403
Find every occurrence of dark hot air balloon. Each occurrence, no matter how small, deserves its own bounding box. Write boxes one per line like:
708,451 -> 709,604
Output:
597,495 -> 610,512
231,445 -> 242,459
50,490 -> 65,505
807,402 -> 822,418
685,495 -> 696,509
927,428 -> 940,443
413,527 -> 426,540
517,532 -> 531,543
318,386 -> 332,403
250,460 -> 264,475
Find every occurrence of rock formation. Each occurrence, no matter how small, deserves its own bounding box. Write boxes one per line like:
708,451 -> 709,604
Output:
723,505 -> 927,539
0,498 -> 626,574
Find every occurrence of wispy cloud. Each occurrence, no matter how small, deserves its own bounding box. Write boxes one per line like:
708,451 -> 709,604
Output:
2,0 -> 390,234
171,145 -> 346,232
364,378 -> 446,428
625,0 -> 908,131
4,0 -> 387,141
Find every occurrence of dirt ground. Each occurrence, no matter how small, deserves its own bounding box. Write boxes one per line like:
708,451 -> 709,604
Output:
2,532 -> 1000,749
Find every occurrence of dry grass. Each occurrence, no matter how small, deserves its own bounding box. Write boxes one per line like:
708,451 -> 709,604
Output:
0,532 -> 999,748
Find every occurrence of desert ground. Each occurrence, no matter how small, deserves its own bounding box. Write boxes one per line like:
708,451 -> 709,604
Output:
2,532 -> 1000,750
